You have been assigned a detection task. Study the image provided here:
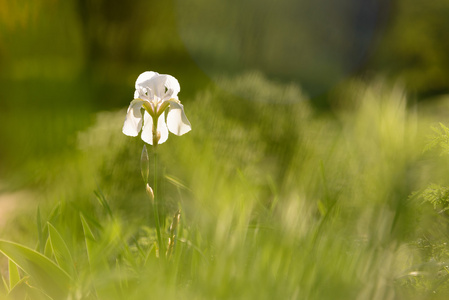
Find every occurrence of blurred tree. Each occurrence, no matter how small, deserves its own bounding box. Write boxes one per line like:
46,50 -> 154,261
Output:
76,0 -> 143,66
176,0 -> 391,102
368,0 -> 449,98
74,0 -> 204,107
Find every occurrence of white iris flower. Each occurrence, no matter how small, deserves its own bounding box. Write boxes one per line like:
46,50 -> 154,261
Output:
122,71 -> 191,145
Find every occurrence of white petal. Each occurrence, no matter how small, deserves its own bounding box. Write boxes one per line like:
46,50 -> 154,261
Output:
122,99 -> 144,137
141,111 -> 154,145
135,71 -> 158,89
167,102 -> 191,136
136,72 -> 180,99
140,111 -> 169,145
157,111 -> 169,144
135,87 -> 153,102
162,75 -> 181,100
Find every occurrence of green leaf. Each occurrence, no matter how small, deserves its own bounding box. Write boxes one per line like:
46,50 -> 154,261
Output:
94,186 -> 113,219
9,279 -> 53,300
44,237 -> 52,259
47,202 -> 61,228
8,259 -> 20,290
80,214 -> 96,264
0,240 -> 71,299
36,207 -> 44,254
48,223 -> 76,277
8,276 -> 31,299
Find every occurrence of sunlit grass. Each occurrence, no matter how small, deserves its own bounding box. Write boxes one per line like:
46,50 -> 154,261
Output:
2,74 -> 449,299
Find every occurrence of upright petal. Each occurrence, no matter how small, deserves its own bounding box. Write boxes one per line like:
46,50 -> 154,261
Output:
135,72 -> 158,89
167,102 -> 191,136
162,75 -> 181,100
136,72 -> 180,99
122,99 -> 144,137
137,72 -> 165,96
140,111 -> 169,145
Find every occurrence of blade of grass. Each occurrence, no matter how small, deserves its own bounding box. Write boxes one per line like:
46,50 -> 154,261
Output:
48,223 -> 76,277
44,238 -> 52,259
80,214 -> 96,265
94,185 -> 113,219
8,259 -> 20,290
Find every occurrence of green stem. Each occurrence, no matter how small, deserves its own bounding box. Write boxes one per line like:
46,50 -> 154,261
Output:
152,149 -> 164,257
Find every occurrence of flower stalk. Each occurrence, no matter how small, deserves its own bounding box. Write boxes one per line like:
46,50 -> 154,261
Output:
125,71 -> 191,259
152,149 -> 164,256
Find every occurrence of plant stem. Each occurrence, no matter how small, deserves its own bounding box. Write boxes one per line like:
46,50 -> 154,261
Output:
152,149 -> 164,257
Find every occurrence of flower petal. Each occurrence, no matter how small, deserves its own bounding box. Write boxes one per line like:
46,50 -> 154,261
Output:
167,102 -> 191,136
157,111 -> 169,144
162,75 -> 181,100
136,72 -> 180,99
134,87 -> 153,101
141,111 -> 154,145
135,71 -> 158,89
140,111 -> 169,145
122,99 -> 144,137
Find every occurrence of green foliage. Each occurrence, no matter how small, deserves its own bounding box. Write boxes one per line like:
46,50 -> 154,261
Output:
2,0 -> 449,298
419,184 -> 449,212
370,0 -> 449,95
48,223 -> 76,278
425,123 -> 449,155
8,259 -> 20,291
4,75 -> 449,299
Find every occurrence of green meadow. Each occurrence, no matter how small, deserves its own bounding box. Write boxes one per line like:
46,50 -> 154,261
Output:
2,1 -> 449,299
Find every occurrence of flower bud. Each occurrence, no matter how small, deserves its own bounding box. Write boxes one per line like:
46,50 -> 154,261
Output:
146,184 -> 154,203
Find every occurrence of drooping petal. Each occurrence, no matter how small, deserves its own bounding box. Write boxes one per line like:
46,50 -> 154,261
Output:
141,111 -> 154,145
122,99 -> 144,137
157,111 -> 169,144
166,102 -> 191,136
140,111 -> 169,145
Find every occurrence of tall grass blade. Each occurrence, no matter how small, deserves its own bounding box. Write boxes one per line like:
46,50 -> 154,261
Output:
80,214 -> 96,264
94,185 -> 113,219
44,238 -> 52,259
48,223 -> 76,277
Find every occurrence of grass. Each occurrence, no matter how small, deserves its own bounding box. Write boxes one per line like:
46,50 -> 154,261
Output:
2,73 -> 449,299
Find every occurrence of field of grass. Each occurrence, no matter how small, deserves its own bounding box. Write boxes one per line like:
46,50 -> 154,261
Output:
2,72 -> 449,299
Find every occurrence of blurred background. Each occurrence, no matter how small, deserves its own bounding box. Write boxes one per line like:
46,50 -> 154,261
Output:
1,0 -> 448,185
2,0 -> 449,298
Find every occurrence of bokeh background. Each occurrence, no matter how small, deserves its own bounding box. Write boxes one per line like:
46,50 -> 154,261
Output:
1,0 -> 449,184
2,0 -> 449,299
